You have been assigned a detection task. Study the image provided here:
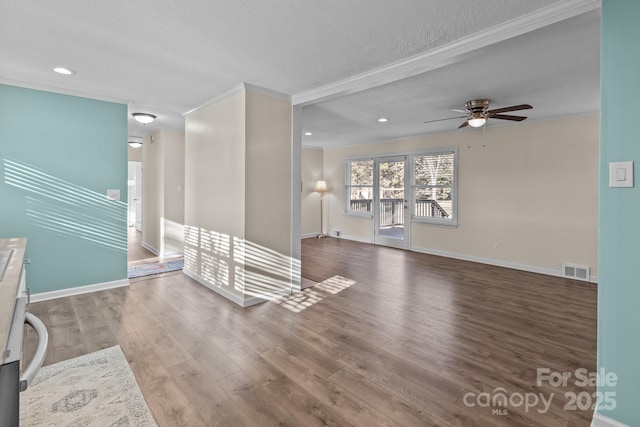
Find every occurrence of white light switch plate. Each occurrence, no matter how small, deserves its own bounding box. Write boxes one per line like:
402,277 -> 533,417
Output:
106,189 -> 121,200
609,162 -> 633,188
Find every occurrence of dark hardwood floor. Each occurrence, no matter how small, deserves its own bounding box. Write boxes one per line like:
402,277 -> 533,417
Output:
24,237 -> 597,426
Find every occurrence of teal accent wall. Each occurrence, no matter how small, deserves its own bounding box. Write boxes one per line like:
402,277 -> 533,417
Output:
599,1 -> 640,424
0,85 -> 128,293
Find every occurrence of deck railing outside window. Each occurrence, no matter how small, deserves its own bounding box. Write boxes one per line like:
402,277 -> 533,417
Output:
349,198 -> 449,225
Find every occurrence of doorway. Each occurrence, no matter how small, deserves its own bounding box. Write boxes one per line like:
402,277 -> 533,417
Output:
127,161 -> 154,266
374,156 -> 409,249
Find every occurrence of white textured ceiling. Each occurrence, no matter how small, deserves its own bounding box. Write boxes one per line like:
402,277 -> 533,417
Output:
0,0 -> 599,145
302,9 -> 601,147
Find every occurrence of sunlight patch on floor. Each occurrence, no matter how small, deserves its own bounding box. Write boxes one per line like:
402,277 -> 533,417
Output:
314,275 -> 356,294
272,275 -> 357,312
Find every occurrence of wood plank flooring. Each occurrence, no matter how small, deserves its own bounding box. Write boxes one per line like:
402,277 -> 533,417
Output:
24,237 -> 597,426
127,227 -> 156,265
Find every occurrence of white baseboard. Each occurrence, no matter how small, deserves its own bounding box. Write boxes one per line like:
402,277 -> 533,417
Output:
140,241 -> 183,258
141,241 -> 159,256
301,233 -> 319,239
161,250 -> 184,258
411,245 -> 598,284
591,411 -> 630,427
183,268 -> 268,307
335,234 -> 374,244
31,279 -> 129,303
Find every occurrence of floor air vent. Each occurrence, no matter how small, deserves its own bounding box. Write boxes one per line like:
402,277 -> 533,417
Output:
563,263 -> 590,281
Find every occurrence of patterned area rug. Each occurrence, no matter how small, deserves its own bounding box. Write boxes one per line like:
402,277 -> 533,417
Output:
20,346 -> 156,426
127,258 -> 183,279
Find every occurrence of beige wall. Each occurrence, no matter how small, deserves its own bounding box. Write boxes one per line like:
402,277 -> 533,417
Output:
142,133 -> 162,253
301,147 -> 324,236
184,85 -> 293,306
245,89 -> 293,299
323,114 -> 599,278
245,90 -> 292,255
161,129 -> 185,254
128,144 -> 142,161
142,129 -> 185,256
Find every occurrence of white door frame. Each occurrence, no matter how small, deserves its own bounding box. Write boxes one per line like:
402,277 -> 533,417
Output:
127,161 -> 143,231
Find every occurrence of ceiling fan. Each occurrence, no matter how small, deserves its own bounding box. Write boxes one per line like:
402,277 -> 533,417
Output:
424,99 -> 533,129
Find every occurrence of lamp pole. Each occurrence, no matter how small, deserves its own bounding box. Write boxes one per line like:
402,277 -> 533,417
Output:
319,192 -> 326,238
314,180 -> 329,238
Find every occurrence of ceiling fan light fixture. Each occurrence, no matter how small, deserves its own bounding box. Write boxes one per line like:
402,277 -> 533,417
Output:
132,113 -> 157,125
468,116 -> 487,128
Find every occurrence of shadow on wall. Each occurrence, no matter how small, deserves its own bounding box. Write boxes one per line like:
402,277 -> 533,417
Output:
3,158 -> 127,253
184,225 -> 300,301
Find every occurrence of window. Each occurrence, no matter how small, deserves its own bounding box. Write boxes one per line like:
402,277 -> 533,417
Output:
345,159 -> 374,214
412,150 -> 456,225
343,149 -> 457,226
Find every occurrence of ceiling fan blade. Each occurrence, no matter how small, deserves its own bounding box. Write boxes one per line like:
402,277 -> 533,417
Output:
458,121 -> 469,129
487,104 -> 533,115
490,114 -> 528,121
450,108 -> 468,113
424,115 -> 467,124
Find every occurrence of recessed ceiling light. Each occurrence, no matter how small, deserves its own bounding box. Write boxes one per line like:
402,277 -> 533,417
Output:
52,67 -> 75,75
131,113 -> 157,125
305,132 -> 313,136
378,117 -> 389,123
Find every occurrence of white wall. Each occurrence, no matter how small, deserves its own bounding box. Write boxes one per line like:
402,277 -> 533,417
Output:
184,85 -> 293,306
323,114 -> 599,278
184,89 -> 246,302
301,147 -> 324,236
142,129 -> 185,256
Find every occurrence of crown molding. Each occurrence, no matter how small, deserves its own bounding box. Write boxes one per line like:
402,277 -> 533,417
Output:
244,83 -> 291,101
292,0 -> 601,106
0,77 -> 129,105
182,83 -> 246,116
183,82 -> 291,116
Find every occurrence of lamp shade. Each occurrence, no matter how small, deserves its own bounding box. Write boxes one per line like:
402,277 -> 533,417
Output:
314,180 -> 328,193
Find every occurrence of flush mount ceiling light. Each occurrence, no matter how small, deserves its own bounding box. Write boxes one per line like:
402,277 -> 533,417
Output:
128,136 -> 143,148
131,113 -> 156,125
305,132 -> 313,136
377,117 -> 389,123
52,67 -> 75,75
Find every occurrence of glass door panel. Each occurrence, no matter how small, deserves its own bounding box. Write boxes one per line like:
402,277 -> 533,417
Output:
374,157 -> 409,248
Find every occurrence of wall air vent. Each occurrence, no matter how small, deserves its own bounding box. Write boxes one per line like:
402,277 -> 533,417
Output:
563,263 -> 590,282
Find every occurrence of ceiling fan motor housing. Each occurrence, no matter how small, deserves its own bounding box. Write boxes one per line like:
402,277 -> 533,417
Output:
465,99 -> 491,114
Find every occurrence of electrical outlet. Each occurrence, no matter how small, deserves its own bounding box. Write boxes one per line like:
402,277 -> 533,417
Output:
493,242 -> 500,251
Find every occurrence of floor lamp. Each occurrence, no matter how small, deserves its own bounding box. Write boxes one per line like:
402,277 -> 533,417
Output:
314,180 -> 329,238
